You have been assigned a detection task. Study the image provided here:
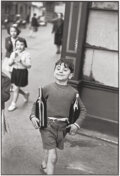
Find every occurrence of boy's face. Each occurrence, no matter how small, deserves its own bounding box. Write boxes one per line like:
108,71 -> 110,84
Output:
16,41 -> 25,52
54,63 -> 73,82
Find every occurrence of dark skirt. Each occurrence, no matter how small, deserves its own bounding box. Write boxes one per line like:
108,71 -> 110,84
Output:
11,68 -> 28,87
54,33 -> 62,46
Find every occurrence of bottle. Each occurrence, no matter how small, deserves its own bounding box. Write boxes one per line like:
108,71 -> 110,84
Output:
67,93 -> 80,133
35,87 -> 47,128
69,93 -> 80,124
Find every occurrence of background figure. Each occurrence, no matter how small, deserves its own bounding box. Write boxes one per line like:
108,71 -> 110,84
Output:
29,13 -> 39,37
26,14 -> 30,24
2,72 -> 11,135
8,37 -> 31,111
2,25 -> 22,92
15,14 -> 22,28
2,25 -> 21,78
52,13 -> 64,54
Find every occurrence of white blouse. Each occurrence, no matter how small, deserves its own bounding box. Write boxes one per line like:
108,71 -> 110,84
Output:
9,50 -> 31,69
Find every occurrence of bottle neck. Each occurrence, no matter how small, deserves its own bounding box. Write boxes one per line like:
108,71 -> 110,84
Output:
38,88 -> 42,98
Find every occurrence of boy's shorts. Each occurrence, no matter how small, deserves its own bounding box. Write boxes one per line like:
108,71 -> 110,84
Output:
40,119 -> 68,150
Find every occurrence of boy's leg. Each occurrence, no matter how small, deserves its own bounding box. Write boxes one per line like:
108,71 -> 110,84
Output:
41,149 -> 48,171
46,148 -> 57,174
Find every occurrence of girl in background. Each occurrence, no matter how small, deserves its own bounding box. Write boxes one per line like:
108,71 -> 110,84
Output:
2,25 -> 21,77
3,25 -> 27,88
8,37 -> 31,111
5,25 -> 21,59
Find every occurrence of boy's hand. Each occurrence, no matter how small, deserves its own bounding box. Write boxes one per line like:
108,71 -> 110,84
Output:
66,124 -> 79,135
31,117 -> 40,129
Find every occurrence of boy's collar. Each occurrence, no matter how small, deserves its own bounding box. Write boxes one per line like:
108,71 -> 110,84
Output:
55,82 -> 68,87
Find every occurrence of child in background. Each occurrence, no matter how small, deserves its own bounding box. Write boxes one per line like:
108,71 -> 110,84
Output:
2,25 -> 27,91
8,37 -> 31,111
30,58 -> 87,175
2,25 -> 21,77
5,25 -> 21,58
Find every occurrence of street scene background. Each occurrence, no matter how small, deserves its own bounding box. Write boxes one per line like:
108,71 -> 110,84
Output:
1,1 -> 119,175
1,23 -> 118,175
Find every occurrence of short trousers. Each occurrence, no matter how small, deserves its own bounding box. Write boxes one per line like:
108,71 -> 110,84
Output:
40,119 -> 68,150
11,68 -> 28,87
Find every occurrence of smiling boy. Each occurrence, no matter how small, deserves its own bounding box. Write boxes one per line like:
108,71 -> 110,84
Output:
30,58 -> 87,174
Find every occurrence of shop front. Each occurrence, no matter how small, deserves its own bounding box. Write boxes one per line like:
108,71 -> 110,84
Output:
62,1 -> 118,135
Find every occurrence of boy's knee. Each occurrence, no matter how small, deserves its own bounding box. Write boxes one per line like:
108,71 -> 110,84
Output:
49,153 -> 57,164
52,155 -> 57,164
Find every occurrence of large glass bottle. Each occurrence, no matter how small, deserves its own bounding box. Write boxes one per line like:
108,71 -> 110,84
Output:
69,93 -> 80,124
67,93 -> 80,132
35,87 -> 47,128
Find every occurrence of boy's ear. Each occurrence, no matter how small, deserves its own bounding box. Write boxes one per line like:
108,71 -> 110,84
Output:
69,73 -> 73,79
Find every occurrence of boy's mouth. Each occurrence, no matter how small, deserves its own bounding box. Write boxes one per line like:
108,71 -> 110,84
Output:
57,74 -> 64,76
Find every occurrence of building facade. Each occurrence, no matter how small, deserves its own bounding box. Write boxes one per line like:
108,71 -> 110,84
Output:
1,1 -> 31,23
62,1 -> 118,134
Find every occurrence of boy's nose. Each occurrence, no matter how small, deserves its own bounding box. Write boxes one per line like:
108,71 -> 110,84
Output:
59,67 -> 64,72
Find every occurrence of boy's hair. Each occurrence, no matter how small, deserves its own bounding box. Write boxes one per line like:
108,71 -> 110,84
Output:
7,25 -> 21,35
55,58 -> 74,73
15,37 -> 27,48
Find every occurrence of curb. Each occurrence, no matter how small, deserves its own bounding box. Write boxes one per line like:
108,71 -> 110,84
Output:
77,129 -> 118,145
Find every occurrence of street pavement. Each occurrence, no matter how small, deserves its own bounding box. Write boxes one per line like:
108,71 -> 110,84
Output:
1,24 -> 119,175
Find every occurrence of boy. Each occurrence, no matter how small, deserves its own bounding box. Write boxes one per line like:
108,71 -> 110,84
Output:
30,58 -> 87,174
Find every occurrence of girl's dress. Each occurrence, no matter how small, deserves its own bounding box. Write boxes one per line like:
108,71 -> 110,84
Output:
9,50 -> 31,87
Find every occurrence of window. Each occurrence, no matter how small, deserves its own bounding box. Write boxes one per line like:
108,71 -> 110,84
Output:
83,2 -> 118,88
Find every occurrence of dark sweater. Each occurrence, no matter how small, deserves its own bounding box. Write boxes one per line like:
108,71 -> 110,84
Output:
30,82 -> 87,126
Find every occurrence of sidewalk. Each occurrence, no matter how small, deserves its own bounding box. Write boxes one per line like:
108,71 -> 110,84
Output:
1,24 -> 118,175
78,128 -> 118,145
2,125 -> 118,175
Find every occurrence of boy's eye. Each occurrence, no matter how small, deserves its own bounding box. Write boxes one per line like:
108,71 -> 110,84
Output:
63,68 -> 68,71
56,66 -> 61,70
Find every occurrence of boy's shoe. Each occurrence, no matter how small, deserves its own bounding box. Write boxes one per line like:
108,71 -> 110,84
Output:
40,165 -> 47,175
8,102 -> 16,111
56,50 -> 60,54
24,92 -> 30,103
